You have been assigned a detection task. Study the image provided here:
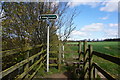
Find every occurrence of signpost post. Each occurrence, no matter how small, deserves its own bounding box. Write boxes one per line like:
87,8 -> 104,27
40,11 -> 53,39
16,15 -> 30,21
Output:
40,14 -> 58,72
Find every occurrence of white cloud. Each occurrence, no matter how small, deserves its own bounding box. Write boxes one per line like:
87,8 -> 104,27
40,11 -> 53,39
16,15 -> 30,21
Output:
67,30 -> 88,40
100,1 -> 118,12
99,15 -> 109,20
67,0 -> 118,12
67,0 -> 118,8
68,22 -> 119,40
67,0 -> 112,2
68,23 -> 104,40
81,23 -> 104,31
67,2 -> 82,7
104,29 -> 118,37
109,23 -> 118,27
71,30 -> 88,36
68,30 -> 92,40
51,2 -> 59,7
67,2 -> 99,8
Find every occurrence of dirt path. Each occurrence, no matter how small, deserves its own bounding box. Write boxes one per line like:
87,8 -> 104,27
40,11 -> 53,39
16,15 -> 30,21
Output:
46,73 -> 68,78
45,72 -> 72,79
33,73 -> 68,80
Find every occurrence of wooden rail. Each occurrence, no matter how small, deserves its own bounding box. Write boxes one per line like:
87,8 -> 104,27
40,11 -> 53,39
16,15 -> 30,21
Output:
64,44 -> 79,46
2,44 -> 43,57
92,51 -> 120,65
63,41 -> 120,80
2,41 -> 119,79
1,44 -> 46,79
93,63 -> 116,80
83,41 -> 119,79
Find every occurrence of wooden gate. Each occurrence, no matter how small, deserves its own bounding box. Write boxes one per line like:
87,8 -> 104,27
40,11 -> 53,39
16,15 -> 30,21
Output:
61,41 -> 120,79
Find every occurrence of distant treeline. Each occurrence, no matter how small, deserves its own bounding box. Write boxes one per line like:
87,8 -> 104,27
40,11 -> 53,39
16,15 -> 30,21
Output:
103,38 -> 120,41
66,38 -> 120,42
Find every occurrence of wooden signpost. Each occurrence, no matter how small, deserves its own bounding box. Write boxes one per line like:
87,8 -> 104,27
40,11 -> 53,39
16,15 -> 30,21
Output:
40,14 -> 58,72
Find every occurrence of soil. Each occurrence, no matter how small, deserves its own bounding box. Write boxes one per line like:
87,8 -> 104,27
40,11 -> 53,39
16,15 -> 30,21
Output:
45,71 -> 73,80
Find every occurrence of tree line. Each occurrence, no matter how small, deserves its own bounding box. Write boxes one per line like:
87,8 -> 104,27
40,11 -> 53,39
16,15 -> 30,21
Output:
67,38 -> 120,42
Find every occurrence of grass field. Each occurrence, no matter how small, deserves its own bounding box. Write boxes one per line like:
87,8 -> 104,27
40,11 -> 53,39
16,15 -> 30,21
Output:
66,41 -> 119,57
64,41 -> 120,78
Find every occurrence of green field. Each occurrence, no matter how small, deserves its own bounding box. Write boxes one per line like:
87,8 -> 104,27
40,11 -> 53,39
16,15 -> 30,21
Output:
64,41 -> 120,78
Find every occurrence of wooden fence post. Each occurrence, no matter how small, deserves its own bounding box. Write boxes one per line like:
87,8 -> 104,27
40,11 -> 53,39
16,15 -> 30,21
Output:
88,45 -> 93,80
78,41 -> 82,61
83,40 -> 88,78
83,40 -> 87,63
58,43 -> 61,71
62,44 -> 65,63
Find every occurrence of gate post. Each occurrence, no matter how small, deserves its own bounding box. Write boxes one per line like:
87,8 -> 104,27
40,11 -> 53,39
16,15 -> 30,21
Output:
58,43 -> 61,71
88,45 -> 93,80
83,40 -> 87,63
83,40 -> 88,78
62,44 -> 65,63
78,41 -> 82,61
